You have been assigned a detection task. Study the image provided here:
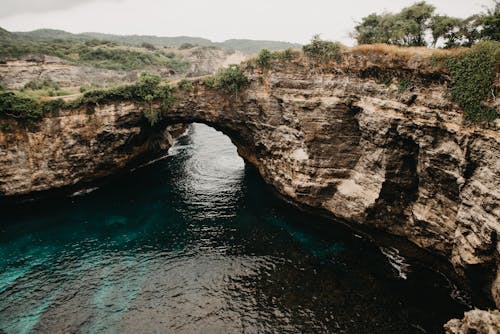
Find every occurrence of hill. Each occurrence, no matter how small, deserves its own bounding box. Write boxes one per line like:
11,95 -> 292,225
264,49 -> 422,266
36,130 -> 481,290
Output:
13,29 -> 301,54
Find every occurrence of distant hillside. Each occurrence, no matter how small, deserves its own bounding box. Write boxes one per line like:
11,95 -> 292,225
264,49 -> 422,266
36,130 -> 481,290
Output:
217,39 -> 301,54
13,29 -> 301,54
83,32 -> 214,48
0,27 -> 19,43
15,29 -> 87,41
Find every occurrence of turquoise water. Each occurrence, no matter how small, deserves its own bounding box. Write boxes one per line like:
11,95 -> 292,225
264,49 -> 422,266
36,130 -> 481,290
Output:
0,124 -> 467,333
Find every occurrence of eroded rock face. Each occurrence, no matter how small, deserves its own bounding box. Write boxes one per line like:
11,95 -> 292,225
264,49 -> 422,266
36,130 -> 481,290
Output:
0,54 -> 498,310
0,104 -> 184,195
0,50 -> 248,90
0,55 -> 138,89
445,309 -> 500,334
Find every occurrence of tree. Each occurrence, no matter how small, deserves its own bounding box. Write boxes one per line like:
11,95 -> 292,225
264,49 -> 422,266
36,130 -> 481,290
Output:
352,0 -> 498,48
354,13 -> 391,44
398,1 -> 436,46
354,2 -> 435,46
430,15 -> 462,47
479,0 -> 500,41
457,15 -> 481,47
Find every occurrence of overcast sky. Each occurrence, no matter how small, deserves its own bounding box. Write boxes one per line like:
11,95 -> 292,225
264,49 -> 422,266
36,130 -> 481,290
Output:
0,0 -> 494,45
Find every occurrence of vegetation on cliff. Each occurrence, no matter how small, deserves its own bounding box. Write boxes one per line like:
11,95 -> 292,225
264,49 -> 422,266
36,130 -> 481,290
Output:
3,28 -> 301,56
204,65 -> 249,97
353,1 -> 499,47
0,37 -> 190,72
0,73 -> 173,125
303,35 -> 342,63
445,41 -> 499,121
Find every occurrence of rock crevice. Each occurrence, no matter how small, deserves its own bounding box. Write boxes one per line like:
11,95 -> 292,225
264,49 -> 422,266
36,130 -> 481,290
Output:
0,57 -> 498,310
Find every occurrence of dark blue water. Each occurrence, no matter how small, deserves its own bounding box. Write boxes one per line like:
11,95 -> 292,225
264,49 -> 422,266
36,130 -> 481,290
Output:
0,124 -> 467,333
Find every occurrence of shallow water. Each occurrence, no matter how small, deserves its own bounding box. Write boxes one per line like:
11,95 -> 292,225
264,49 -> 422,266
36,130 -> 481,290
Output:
0,123 -> 468,333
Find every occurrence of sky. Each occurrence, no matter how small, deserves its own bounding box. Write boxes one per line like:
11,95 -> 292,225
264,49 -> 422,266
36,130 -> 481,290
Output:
0,0 -> 494,45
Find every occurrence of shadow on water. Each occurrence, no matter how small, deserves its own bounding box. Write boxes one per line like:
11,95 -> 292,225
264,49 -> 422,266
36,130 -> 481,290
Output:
0,123 -> 468,333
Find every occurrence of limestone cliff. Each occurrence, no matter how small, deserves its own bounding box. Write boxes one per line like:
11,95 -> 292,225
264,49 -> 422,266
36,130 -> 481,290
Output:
0,50 -> 499,313
0,48 -> 248,89
0,104 -> 185,195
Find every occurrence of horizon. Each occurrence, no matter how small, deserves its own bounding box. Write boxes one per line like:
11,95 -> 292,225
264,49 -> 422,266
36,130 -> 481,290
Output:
0,0 -> 494,46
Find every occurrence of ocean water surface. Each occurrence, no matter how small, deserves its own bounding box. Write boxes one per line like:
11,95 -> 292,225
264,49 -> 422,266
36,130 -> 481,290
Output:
0,124 -> 468,333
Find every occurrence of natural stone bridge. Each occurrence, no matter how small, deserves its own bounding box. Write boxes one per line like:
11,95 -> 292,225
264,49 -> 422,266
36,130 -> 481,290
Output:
0,55 -> 499,309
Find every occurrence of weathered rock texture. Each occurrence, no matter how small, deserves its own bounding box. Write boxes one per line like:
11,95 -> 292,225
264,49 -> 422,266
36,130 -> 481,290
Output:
445,309 -> 500,334
0,55 -> 138,89
0,104 -> 185,195
0,49 -> 247,89
0,51 -> 499,312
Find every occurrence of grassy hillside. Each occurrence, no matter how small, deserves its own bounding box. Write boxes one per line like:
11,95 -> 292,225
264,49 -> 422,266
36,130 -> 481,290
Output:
83,32 -> 214,48
217,39 -> 301,54
0,27 -> 20,43
13,28 -> 301,54
0,33 -> 190,72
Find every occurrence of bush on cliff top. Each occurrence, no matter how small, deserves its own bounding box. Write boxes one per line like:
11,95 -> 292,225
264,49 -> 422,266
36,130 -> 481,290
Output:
446,41 -> 499,122
0,72 -> 174,125
303,35 -> 342,63
254,48 -> 294,69
256,49 -> 273,69
212,65 -> 249,97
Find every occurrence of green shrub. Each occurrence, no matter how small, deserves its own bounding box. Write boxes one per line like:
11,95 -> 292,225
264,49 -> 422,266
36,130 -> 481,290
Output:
256,49 -> 272,69
141,42 -> 157,51
165,52 -> 176,59
177,79 -> 193,91
275,48 -> 293,62
23,80 -> 60,91
213,65 -> 250,96
0,72 -> 175,125
143,108 -> 162,126
203,76 -> 216,88
179,43 -> 196,50
303,35 -> 342,63
0,92 -> 45,121
397,78 -> 412,93
0,37 -> 192,73
446,41 -> 499,122
0,123 -> 13,132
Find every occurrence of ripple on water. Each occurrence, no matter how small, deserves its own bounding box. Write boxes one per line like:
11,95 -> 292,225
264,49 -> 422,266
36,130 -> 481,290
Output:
0,123 -> 468,334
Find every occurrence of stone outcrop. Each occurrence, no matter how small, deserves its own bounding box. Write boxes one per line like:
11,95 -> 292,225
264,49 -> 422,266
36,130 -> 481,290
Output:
0,104 -> 185,195
0,49 -> 248,89
445,309 -> 500,334
0,51 -> 499,314
0,55 -> 138,89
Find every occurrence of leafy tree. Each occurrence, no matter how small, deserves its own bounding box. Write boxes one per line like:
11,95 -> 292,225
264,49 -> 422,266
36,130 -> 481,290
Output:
353,1 -> 499,47
479,0 -> 500,41
459,15 -> 482,47
398,1 -> 436,46
354,2 -> 435,46
353,13 -> 392,44
430,15 -> 462,47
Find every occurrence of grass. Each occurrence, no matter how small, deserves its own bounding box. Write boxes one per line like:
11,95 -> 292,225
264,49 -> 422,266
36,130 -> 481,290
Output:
0,73 -> 174,125
177,79 -> 193,91
303,35 -> 342,63
0,38 -> 191,72
350,43 -> 465,59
